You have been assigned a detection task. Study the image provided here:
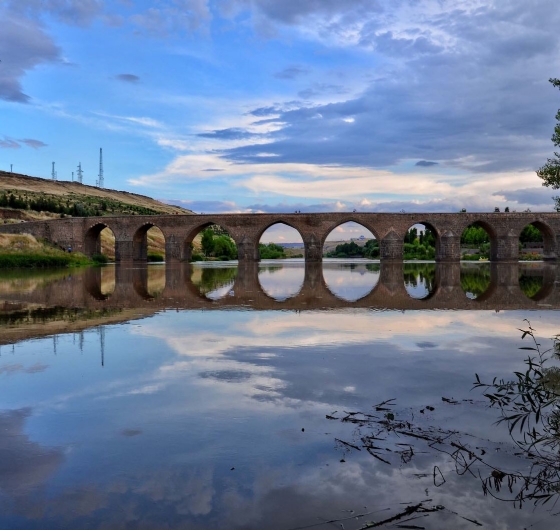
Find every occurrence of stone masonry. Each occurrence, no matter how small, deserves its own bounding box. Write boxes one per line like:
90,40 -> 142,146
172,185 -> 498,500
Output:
0,212 -> 559,262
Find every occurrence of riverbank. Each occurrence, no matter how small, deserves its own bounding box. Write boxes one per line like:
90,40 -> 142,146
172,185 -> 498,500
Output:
0,233 -> 91,268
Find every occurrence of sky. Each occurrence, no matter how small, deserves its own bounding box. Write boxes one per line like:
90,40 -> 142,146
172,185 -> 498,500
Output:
2,0 -> 560,230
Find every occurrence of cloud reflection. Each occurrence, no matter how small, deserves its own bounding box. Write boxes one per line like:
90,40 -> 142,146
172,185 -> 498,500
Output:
322,262 -> 380,301
0,408 -> 64,496
258,264 -> 304,301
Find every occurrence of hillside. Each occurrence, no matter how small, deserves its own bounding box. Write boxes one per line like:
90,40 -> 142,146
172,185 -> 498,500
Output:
0,170 -> 193,220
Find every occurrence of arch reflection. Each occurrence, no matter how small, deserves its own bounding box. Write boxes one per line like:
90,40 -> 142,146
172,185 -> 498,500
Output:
403,263 -> 437,300
190,263 -> 237,300
258,263 -> 304,301
84,266 -> 115,300
322,262 -> 380,302
75,261 -> 560,311
460,263 -> 492,300
518,263 -> 556,301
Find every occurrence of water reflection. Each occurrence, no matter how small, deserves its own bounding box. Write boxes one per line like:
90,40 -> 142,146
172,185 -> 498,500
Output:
461,262 -> 491,299
322,261 -> 380,301
190,263 -> 237,300
518,263 -> 554,301
403,262 -> 436,299
1,262 -> 560,529
333,326 -> 560,520
258,262 -> 304,301
0,262 -> 558,324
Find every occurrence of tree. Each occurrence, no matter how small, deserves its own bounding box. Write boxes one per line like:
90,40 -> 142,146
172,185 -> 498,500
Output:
537,78 -> 560,211
201,229 -> 215,256
213,235 -> 237,259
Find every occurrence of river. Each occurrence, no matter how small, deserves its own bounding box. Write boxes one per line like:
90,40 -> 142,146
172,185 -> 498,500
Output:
0,261 -> 559,529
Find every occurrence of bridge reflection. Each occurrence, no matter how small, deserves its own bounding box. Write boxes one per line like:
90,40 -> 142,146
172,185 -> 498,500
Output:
2,262 -> 557,312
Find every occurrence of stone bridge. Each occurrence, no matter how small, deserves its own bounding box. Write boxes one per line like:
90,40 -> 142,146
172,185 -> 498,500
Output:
1,212 -> 559,262
2,262 -> 560,314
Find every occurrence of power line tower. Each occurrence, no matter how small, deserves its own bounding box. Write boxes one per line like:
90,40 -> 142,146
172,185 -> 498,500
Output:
77,162 -> 83,184
71,171 -> 74,182
97,148 -> 104,188
51,162 -> 57,181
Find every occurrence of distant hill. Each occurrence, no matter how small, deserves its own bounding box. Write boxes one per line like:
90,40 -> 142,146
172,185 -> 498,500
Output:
0,170 -> 193,220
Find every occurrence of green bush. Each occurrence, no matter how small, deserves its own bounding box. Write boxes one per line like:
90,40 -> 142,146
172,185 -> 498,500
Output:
92,253 -> 109,264
259,242 -> 286,259
147,252 -> 164,262
0,252 -> 90,269
519,252 -> 543,261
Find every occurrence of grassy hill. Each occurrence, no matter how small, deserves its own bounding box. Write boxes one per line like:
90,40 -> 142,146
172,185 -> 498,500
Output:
0,170 -> 195,261
0,170 -> 192,221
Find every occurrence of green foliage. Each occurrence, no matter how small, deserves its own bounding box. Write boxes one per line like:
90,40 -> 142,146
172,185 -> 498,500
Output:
92,253 -> 109,264
259,242 -> 286,259
0,189 -> 162,217
213,235 -> 237,260
201,229 -> 215,256
403,242 -> 435,260
325,239 -> 380,259
199,229 -> 237,260
461,225 -> 491,259
473,323 -> 560,507
520,224 -> 544,243
402,227 -> 435,260
192,266 -> 237,295
147,252 -> 164,262
537,78 -> 560,211
363,239 -> 380,258
403,263 -> 436,291
0,252 -> 90,268
460,265 -> 491,297
461,225 -> 490,245
519,275 -> 545,298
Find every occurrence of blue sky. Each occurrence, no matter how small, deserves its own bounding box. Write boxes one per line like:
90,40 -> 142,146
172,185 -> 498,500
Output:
1,0 -> 560,218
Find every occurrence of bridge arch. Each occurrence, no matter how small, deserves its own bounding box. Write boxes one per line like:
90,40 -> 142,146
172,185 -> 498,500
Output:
133,222 -> 166,262
321,218 -> 380,253
322,220 -> 379,260
257,221 -> 305,260
459,220 -> 497,261
183,221 -> 238,262
84,222 -> 115,258
402,221 -> 439,261
518,220 -> 556,261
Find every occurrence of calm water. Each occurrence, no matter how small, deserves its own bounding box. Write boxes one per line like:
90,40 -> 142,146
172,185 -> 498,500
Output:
0,261 -> 559,529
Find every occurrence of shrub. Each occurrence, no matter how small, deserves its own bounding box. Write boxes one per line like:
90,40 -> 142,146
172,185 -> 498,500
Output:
92,253 -> 109,264
0,252 -> 90,269
147,252 -> 164,262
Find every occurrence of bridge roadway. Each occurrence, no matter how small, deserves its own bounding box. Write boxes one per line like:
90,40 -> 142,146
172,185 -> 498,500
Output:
0,212 -> 559,262
2,262 -> 560,312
